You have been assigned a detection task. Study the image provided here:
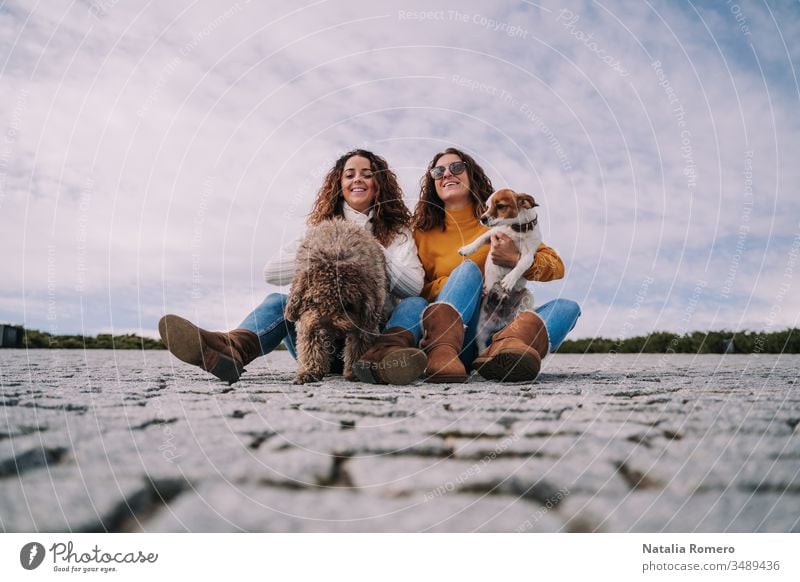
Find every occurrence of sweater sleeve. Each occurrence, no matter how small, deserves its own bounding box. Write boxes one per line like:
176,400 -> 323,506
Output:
523,242 -> 565,282
383,228 -> 424,298
263,237 -> 300,286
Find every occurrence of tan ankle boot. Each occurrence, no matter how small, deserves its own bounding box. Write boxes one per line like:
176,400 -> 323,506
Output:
420,303 -> 468,383
158,314 -> 262,384
473,311 -> 549,382
352,327 -> 427,385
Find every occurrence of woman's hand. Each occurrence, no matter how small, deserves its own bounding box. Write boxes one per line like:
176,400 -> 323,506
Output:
489,232 -> 523,268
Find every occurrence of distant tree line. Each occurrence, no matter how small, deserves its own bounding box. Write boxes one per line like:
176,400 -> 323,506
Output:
22,329 -> 165,350
17,328 -> 291,350
558,329 -> 800,354
9,327 -> 800,353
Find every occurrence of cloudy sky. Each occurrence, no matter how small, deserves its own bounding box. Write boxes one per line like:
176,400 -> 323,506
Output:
2,0 -> 798,341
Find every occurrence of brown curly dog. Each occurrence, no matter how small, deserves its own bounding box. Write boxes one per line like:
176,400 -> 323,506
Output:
285,219 -> 387,384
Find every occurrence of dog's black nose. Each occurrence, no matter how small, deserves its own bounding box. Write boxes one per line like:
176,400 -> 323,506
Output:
480,215 -> 489,225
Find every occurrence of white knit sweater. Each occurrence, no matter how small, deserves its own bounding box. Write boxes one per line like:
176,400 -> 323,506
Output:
263,205 -> 424,308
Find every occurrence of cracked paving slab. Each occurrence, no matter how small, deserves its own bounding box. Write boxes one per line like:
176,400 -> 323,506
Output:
0,349 -> 798,532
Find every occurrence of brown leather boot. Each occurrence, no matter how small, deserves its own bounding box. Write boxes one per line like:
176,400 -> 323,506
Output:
352,327 -> 427,385
473,310 -> 549,382
420,303 -> 468,383
158,314 -> 262,384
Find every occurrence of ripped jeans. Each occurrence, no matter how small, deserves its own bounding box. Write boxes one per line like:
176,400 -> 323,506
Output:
238,260 -> 581,369
381,260 -> 582,368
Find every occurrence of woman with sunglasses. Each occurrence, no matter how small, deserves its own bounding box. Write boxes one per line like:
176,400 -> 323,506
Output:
158,149 -> 425,384
355,147 -> 580,384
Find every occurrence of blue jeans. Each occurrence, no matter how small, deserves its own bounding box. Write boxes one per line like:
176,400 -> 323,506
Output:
385,260 -> 484,346
238,293 -> 298,358
239,261 -> 582,369
386,261 -> 582,368
239,263 -> 483,358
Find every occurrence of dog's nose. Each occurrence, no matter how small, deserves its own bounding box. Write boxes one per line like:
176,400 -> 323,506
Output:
480,215 -> 489,225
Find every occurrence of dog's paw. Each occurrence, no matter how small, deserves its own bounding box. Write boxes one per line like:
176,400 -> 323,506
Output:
293,372 -> 321,385
486,282 -> 508,303
344,369 -> 358,382
500,274 -> 518,291
459,245 -> 475,256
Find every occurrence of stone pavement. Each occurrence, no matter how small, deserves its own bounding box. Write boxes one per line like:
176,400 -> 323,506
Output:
1,349 -> 798,532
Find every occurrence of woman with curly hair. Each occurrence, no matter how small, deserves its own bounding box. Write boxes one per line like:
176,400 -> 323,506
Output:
158,149 -> 425,384
355,147 -> 580,384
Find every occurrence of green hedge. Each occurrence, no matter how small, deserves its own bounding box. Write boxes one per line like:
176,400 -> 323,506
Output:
557,329 -> 800,354
22,329 -> 165,350
19,328 -> 290,350
13,327 -> 800,353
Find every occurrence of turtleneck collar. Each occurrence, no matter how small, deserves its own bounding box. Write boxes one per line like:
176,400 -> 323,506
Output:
444,203 -> 479,227
343,202 -> 374,232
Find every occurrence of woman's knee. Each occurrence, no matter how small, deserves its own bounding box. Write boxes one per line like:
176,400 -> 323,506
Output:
555,298 -> 581,320
540,297 -> 580,316
247,292 -> 289,330
543,298 -> 581,330
453,259 -> 481,278
258,293 -> 289,313
262,292 -> 288,309
450,260 -> 483,289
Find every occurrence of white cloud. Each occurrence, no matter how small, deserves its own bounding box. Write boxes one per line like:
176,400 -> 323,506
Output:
2,0 -> 798,340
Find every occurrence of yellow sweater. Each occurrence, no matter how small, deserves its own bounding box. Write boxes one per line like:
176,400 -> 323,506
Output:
413,204 -> 565,301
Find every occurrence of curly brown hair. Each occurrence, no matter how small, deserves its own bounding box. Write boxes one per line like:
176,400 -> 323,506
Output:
307,149 -> 411,247
412,147 -> 494,231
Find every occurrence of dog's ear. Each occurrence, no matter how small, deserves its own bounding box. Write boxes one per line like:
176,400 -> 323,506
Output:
284,274 -> 307,322
517,193 -> 539,209
480,192 -> 495,213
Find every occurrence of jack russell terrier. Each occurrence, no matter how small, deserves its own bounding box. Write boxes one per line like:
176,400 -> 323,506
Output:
459,188 -> 542,352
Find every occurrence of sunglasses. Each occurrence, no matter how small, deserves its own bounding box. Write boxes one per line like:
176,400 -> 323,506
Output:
429,161 -> 467,180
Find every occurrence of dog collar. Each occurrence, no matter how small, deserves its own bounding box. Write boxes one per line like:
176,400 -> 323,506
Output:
510,216 -> 538,232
